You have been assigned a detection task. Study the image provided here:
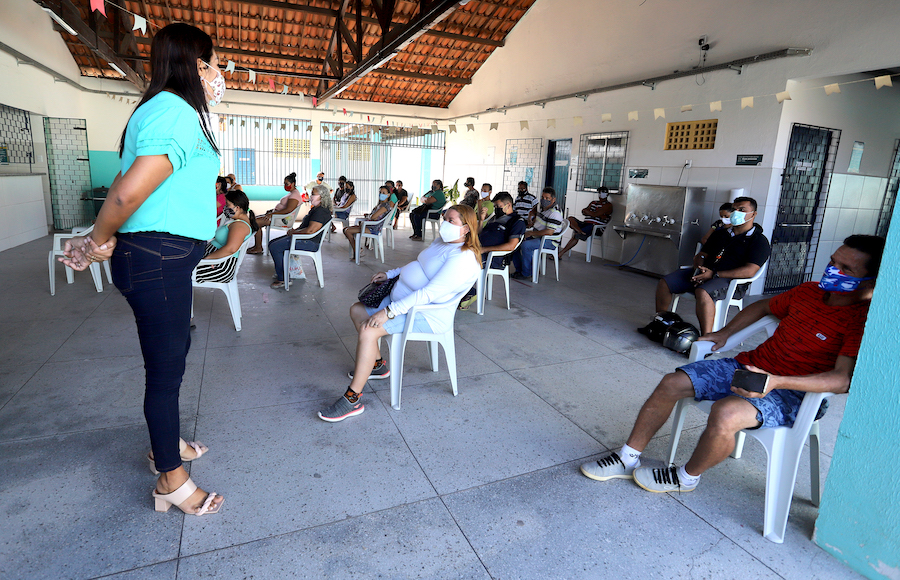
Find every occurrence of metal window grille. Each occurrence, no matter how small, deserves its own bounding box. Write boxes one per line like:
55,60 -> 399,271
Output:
575,131 -> 628,191
876,139 -> 900,237
214,113 -> 312,186
664,120 -> 717,150
320,122 -> 445,209
0,103 -> 35,167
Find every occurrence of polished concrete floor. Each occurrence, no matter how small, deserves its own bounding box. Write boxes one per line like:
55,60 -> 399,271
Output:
0,225 -> 862,579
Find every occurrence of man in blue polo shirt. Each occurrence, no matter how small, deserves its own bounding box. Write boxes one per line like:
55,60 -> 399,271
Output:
512,187 -> 564,280
458,192 -> 526,309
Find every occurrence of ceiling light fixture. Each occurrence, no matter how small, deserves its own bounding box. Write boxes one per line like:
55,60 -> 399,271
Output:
575,94 -> 588,101
642,81 -> 657,90
42,7 -> 78,36
535,102 -> 546,108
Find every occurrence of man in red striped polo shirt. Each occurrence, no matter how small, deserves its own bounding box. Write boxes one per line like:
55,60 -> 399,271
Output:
581,235 -> 885,493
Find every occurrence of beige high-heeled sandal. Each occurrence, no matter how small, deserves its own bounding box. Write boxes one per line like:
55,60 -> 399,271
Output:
147,438 -> 209,475
152,478 -> 223,515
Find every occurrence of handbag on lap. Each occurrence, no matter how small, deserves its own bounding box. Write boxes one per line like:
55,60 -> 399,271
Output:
358,277 -> 398,308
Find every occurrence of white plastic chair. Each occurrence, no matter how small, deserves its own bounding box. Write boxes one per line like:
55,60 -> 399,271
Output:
582,223 -> 607,262
262,205 -> 301,256
48,225 -> 111,295
354,208 -> 397,265
283,219 -> 333,289
191,236 -> 253,331
424,203 -> 447,240
666,314 -> 831,544
477,237 -> 523,315
531,222 -> 569,284
671,262 -> 768,331
388,287 -> 470,410
326,201 -> 356,243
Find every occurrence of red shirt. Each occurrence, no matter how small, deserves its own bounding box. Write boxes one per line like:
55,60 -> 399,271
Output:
735,282 -> 869,376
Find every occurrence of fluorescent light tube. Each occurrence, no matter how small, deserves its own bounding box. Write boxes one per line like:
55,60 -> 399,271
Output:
108,62 -> 126,76
42,7 -> 78,36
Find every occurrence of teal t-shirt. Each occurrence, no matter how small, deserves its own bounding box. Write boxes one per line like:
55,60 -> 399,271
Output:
119,92 -> 220,241
211,219 -> 253,249
427,188 -> 446,209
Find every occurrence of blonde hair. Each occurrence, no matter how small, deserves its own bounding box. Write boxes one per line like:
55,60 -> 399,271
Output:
448,204 -> 482,264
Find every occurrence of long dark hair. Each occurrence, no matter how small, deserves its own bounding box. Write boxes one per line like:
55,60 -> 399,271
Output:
119,23 -> 219,157
225,189 -> 259,232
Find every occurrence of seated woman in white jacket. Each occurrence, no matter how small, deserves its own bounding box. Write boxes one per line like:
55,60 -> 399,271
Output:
318,204 -> 483,422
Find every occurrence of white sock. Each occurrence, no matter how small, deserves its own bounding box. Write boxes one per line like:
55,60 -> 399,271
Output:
677,465 -> 701,485
619,444 -> 642,468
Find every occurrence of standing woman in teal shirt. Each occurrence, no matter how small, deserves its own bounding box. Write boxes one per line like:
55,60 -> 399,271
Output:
60,23 -> 225,516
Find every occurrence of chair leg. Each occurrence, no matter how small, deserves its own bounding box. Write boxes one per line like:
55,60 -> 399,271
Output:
48,252 -> 56,296
225,282 -> 242,331
378,237 -> 384,263
671,295 -> 680,313
283,251 -> 291,291
667,398 -> 691,465
65,263 -> 74,285
103,260 -> 113,284
585,236 -> 593,263
731,432 -> 746,459
313,252 -> 325,288
89,262 -> 103,292
429,340 -> 439,372
758,430 -> 803,544
389,334 -> 406,410
553,251 -> 560,281
263,226 -> 270,256
532,250 -> 540,284
442,332 -> 458,396
355,234 -> 362,265
502,271 -> 510,309
809,422 -> 821,506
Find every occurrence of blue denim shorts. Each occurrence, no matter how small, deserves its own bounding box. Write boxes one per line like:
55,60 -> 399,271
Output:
677,358 -> 826,428
365,296 -> 433,335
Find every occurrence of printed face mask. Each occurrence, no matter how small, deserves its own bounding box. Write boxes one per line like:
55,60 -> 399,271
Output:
223,207 -> 236,218
818,265 -> 872,293
540,199 -> 553,209
439,220 -> 464,243
730,210 -> 749,226
201,62 -> 225,107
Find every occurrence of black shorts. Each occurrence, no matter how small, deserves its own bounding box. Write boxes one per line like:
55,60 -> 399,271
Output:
663,268 -> 733,301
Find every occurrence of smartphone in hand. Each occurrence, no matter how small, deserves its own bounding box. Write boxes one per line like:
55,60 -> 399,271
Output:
731,369 -> 770,393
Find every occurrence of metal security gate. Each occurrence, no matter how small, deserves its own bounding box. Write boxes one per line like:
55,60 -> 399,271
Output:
320,123 -> 444,211
215,113 -> 312,186
503,138 -> 544,195
876,139 -> 900,237
764,123 -> 841,294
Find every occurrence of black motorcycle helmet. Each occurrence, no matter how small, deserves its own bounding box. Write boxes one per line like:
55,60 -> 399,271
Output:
638,311 -> 683,343
663,321 -> 701,354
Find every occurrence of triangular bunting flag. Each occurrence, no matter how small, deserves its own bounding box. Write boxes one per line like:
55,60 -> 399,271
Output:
490,123 -> 498,130
90,0 -> 106,16
254,122 -> 259,128
293,125 -> 299,132
654,108 -> 665,120
248,69 -> 256,83
343,108 -> 347,115
449,125 -> 457,133
367,116 -> 371,122
431,124 -> 439,132
547,119 -> 556,128
280,123 -> 285,130
520,120 -> 529,130
225,61 -> 235,74
741,97 -> 754,109
875,75 -> 892,89
266,122 -> 272,129
776,91 -> 791,104
680,105 -> 693,113
467,124 -> 475,132
281,85 -> 289,95
627,111 -> 639,121
601,113 -> 612,123
240,120 -> 245,127
574,116 -> 583,126
268,79 -> 275,91
312,97 -> 318,107
132,15 -> 147,34
710,101 -> 722,112
824,83 -> 841,95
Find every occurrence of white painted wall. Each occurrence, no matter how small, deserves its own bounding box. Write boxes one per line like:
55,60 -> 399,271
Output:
0,175 -> 46,251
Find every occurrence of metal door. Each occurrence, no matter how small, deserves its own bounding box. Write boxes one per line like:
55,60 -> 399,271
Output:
546,139 -> 571,211
234,148 -> 256,185
764,124 -> 840,293
876,139 -> 900,237
502,138 -> 543,195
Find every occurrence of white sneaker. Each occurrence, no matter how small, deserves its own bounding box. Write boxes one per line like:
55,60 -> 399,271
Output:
633,466 -> 699,493
580,452 -> 637,481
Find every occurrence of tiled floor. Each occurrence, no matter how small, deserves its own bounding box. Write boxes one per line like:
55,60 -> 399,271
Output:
0,228 -> 862,579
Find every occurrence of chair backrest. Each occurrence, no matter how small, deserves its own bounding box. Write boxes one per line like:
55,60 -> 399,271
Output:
234,236 -> 254,270
544,220 -> 568,244
486,236 -> 524,272
365,208 -> 394,231
273,205 -> 301,228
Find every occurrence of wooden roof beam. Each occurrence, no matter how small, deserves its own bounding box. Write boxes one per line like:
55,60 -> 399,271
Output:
374,67 -> 471,85
38,0 -> 147,89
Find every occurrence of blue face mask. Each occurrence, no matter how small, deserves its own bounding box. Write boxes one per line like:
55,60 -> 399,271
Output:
818,265 -> 872,293
379,193 -> 389,200
730,210 -> 748,226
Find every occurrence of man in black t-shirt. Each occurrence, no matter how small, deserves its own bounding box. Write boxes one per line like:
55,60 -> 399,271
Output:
654,196 -> 770,334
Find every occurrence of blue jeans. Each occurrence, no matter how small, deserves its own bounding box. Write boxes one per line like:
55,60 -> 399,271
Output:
513,237 -> 555,277
269,235 -> 321,281
110,232 -> 205,473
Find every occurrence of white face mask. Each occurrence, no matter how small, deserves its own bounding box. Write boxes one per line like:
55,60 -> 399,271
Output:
439,220 -> 464,243
599,191 -> 609,200
480,190 -> 490,199
201,62 -> 225,107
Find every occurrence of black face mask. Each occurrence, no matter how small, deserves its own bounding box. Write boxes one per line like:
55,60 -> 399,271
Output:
494,207 -> 505,217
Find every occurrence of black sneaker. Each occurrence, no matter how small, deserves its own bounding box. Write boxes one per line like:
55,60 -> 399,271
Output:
348,360 -> 391,380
